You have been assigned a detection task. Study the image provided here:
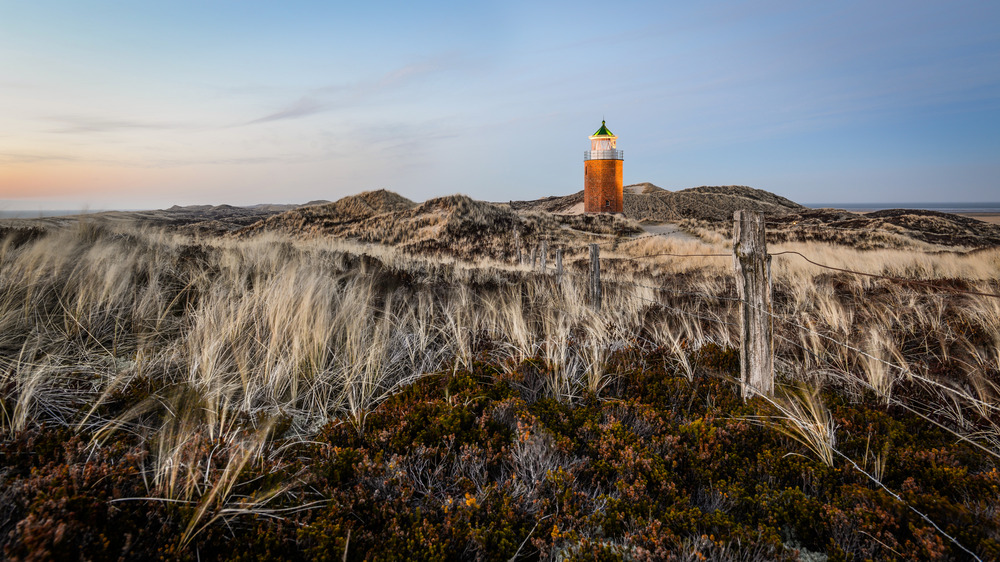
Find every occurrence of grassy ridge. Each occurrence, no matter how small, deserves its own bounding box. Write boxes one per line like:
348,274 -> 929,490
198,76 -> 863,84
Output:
1,219 -> 999,560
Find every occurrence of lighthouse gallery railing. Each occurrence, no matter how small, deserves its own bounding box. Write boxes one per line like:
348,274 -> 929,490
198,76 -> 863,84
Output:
584,150 -> 624,161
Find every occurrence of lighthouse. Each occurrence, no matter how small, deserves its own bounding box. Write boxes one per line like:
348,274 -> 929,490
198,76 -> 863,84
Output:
584,120 -> 623,213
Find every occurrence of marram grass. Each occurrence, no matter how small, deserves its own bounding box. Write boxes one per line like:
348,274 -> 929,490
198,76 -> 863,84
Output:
1,221 -> 999,560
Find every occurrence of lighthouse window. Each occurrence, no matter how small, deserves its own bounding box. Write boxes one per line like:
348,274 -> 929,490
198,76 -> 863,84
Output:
605,199 -> 610,207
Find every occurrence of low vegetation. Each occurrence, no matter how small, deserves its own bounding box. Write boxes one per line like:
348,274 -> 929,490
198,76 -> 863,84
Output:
1,198 -> 999,560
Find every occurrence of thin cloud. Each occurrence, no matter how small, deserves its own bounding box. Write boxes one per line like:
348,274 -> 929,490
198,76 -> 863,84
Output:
47,116 -> 180,134
147,155 -> 298,168
0,152 -> 81,164
246,97 -> 325,125
245,55 -> 463,125
0,151 -> 291,169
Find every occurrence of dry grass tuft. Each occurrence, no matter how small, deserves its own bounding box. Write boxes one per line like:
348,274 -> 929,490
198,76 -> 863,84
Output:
754,382 -> 837,467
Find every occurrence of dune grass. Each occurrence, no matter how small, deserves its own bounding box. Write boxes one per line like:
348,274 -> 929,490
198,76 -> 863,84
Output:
1,219 -> 999,559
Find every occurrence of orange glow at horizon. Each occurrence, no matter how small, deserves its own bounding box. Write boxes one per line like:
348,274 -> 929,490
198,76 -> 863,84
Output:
0,159 -> 335,207
0,161 -> 174,200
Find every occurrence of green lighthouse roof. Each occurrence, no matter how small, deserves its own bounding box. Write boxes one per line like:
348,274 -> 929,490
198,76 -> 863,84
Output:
592,120 -> 614,137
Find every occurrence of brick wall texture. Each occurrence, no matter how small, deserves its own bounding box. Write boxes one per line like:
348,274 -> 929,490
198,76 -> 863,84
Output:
584,159 -> 623,213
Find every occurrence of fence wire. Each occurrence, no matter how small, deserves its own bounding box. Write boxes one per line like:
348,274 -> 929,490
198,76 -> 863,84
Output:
529,237 -> 1000,409
769,250 -> 1000,299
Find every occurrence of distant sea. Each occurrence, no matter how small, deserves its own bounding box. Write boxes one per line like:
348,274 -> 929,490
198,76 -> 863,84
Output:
0,210 -> 113,219
806,202 -> 1000,214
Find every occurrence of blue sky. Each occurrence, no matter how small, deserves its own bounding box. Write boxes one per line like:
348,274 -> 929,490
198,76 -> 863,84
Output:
1,0 -> 998,210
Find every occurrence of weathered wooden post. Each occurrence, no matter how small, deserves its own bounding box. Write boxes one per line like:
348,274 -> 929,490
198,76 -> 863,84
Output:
530,246 -> 537,270
589,243 -> 601,312
733,210 -> 773,398
555,248 -> 563,285
514,229 -> 522,265
539,241 -> 548,273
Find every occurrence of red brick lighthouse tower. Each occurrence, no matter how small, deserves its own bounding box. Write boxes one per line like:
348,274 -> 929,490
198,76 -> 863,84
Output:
584,120 -> 623,213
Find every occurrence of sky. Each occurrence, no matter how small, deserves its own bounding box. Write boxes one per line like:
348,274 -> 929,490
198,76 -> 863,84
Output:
1,0 -> 998,211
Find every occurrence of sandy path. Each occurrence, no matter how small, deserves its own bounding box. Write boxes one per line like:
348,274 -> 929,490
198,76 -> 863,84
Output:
957,213 -> 1000,225
639,222 -> 702,243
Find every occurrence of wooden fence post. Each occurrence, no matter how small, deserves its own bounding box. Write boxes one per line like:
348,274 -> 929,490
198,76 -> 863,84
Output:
733,210 -> 773,399
555,248 -> 563,285
530,246 -> 537,270
539,241 -> 547,273
514,229 -> 522,265
589,243 -> 601,312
